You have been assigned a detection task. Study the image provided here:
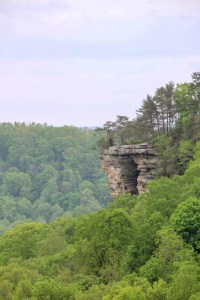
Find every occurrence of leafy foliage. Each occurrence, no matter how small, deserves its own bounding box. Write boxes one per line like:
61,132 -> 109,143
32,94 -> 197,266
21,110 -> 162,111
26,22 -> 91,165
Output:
97,72 -> 200,176
0,124 -> 111,232
0,72 -> 200,298
0,140 -> 199,298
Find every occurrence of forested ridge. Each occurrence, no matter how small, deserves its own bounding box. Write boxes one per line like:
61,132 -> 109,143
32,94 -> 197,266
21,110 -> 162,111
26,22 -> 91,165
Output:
97,72 -> 200,177
0,124 -> 111,233
0,72 -> 200,299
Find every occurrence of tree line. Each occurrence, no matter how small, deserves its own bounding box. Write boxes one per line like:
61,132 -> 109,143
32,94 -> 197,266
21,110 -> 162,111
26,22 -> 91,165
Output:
97,72 -> 200,176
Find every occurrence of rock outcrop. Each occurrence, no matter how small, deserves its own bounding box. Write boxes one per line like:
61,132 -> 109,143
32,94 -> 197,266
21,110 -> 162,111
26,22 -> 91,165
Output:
100,144 -> 158,196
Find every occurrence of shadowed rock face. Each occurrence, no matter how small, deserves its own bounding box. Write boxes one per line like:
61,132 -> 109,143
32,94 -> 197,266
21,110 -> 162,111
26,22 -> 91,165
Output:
100,144 -> 158,196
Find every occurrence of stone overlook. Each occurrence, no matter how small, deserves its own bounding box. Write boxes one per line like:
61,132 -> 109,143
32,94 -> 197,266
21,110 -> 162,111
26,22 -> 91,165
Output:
100,144 -> 158,197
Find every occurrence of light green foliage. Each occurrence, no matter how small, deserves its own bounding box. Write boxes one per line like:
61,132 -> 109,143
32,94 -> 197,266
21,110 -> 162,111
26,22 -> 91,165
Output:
193,141 -> 200,161
190,293 -> 200,300
75,284 -> 108,300
102,277 -> 168,300
142,177 -> 180,217
150,279 -> 168,300
75,209 -> 134,281
153,135 -> 179,176
171,196 -> 200,251
0,145 -> 200,298
179,140 -> 193,161
0,223 -> 45,262
104,285 -> 148,300
139,229 -> 195,282
108,193 -> 137,213
38,228 -> 67,256
32,277 -> 75,300
0,196 -> 16,220
0,262 -> 40,298
0,280 -> 13,300
0,124 -> 111,232
17,198 -> 32,217
127,211 -> 165,271
12,279 -> 32,300
166,262 -> 200,300
0,72 -> 199,299
2,170 -> 31,198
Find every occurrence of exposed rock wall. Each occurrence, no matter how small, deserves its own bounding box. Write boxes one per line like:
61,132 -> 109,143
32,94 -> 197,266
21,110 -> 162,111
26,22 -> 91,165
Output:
100,144 -> 158,196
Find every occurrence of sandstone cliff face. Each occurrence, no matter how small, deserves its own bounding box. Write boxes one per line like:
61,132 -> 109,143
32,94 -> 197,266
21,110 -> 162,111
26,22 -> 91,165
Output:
100,144 -> 158,197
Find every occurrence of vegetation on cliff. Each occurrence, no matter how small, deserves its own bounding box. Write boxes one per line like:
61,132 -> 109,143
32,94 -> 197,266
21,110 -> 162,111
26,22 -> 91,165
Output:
97,72 -> 200,177
0,142 -> 200,299
0,71 -> 200,299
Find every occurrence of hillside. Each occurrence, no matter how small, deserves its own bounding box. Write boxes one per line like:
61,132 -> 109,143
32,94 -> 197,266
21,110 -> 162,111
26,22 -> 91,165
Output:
0,142 -> 200,299
97,72 -> 200,177
0,72 -> 200,299
0,123 -> 111,233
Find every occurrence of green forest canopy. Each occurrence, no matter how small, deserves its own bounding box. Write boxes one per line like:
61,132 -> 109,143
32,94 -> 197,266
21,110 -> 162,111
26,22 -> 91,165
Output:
97,72 -> 200,176
0,71 -> 200,299
0,141 -> 200,299
0,124 -> 111,233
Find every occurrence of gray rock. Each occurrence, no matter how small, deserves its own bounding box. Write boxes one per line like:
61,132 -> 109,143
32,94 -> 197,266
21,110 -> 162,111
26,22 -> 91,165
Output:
100,144 -> 158,197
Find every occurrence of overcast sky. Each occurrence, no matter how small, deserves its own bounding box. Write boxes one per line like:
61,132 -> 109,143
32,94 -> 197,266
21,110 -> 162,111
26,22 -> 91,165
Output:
0,0 -> 200,127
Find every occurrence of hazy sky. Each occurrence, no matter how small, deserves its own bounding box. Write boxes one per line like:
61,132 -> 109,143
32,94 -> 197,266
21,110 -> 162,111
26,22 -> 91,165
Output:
1,0 -> 200,127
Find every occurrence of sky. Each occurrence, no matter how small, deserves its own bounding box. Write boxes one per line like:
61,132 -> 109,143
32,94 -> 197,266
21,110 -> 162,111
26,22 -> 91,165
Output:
0,0 -> 200,127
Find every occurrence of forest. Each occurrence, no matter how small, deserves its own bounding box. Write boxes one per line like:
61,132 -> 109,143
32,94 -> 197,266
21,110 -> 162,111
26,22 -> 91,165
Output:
97,72 -> 200,177
0,124 -> 111,233
0,72 -> 200,299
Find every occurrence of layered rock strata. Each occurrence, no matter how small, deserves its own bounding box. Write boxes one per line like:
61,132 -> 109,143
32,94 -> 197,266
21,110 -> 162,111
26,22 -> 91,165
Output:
100,144 -> 158,196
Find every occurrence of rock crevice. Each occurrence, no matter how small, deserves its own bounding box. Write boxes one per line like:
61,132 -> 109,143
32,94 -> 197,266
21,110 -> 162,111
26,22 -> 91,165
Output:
100,144 -> 158,196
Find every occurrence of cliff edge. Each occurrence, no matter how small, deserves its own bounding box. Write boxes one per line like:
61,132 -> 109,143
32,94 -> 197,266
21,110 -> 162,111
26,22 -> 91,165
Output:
100,144 -> 158,196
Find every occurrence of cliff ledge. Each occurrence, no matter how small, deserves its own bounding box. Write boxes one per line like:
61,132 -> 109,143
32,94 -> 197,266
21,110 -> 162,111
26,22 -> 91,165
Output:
100,144 -> 158,196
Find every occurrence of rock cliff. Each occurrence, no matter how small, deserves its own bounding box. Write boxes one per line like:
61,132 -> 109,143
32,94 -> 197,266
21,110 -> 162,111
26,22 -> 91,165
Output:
100,144 -> 158,196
